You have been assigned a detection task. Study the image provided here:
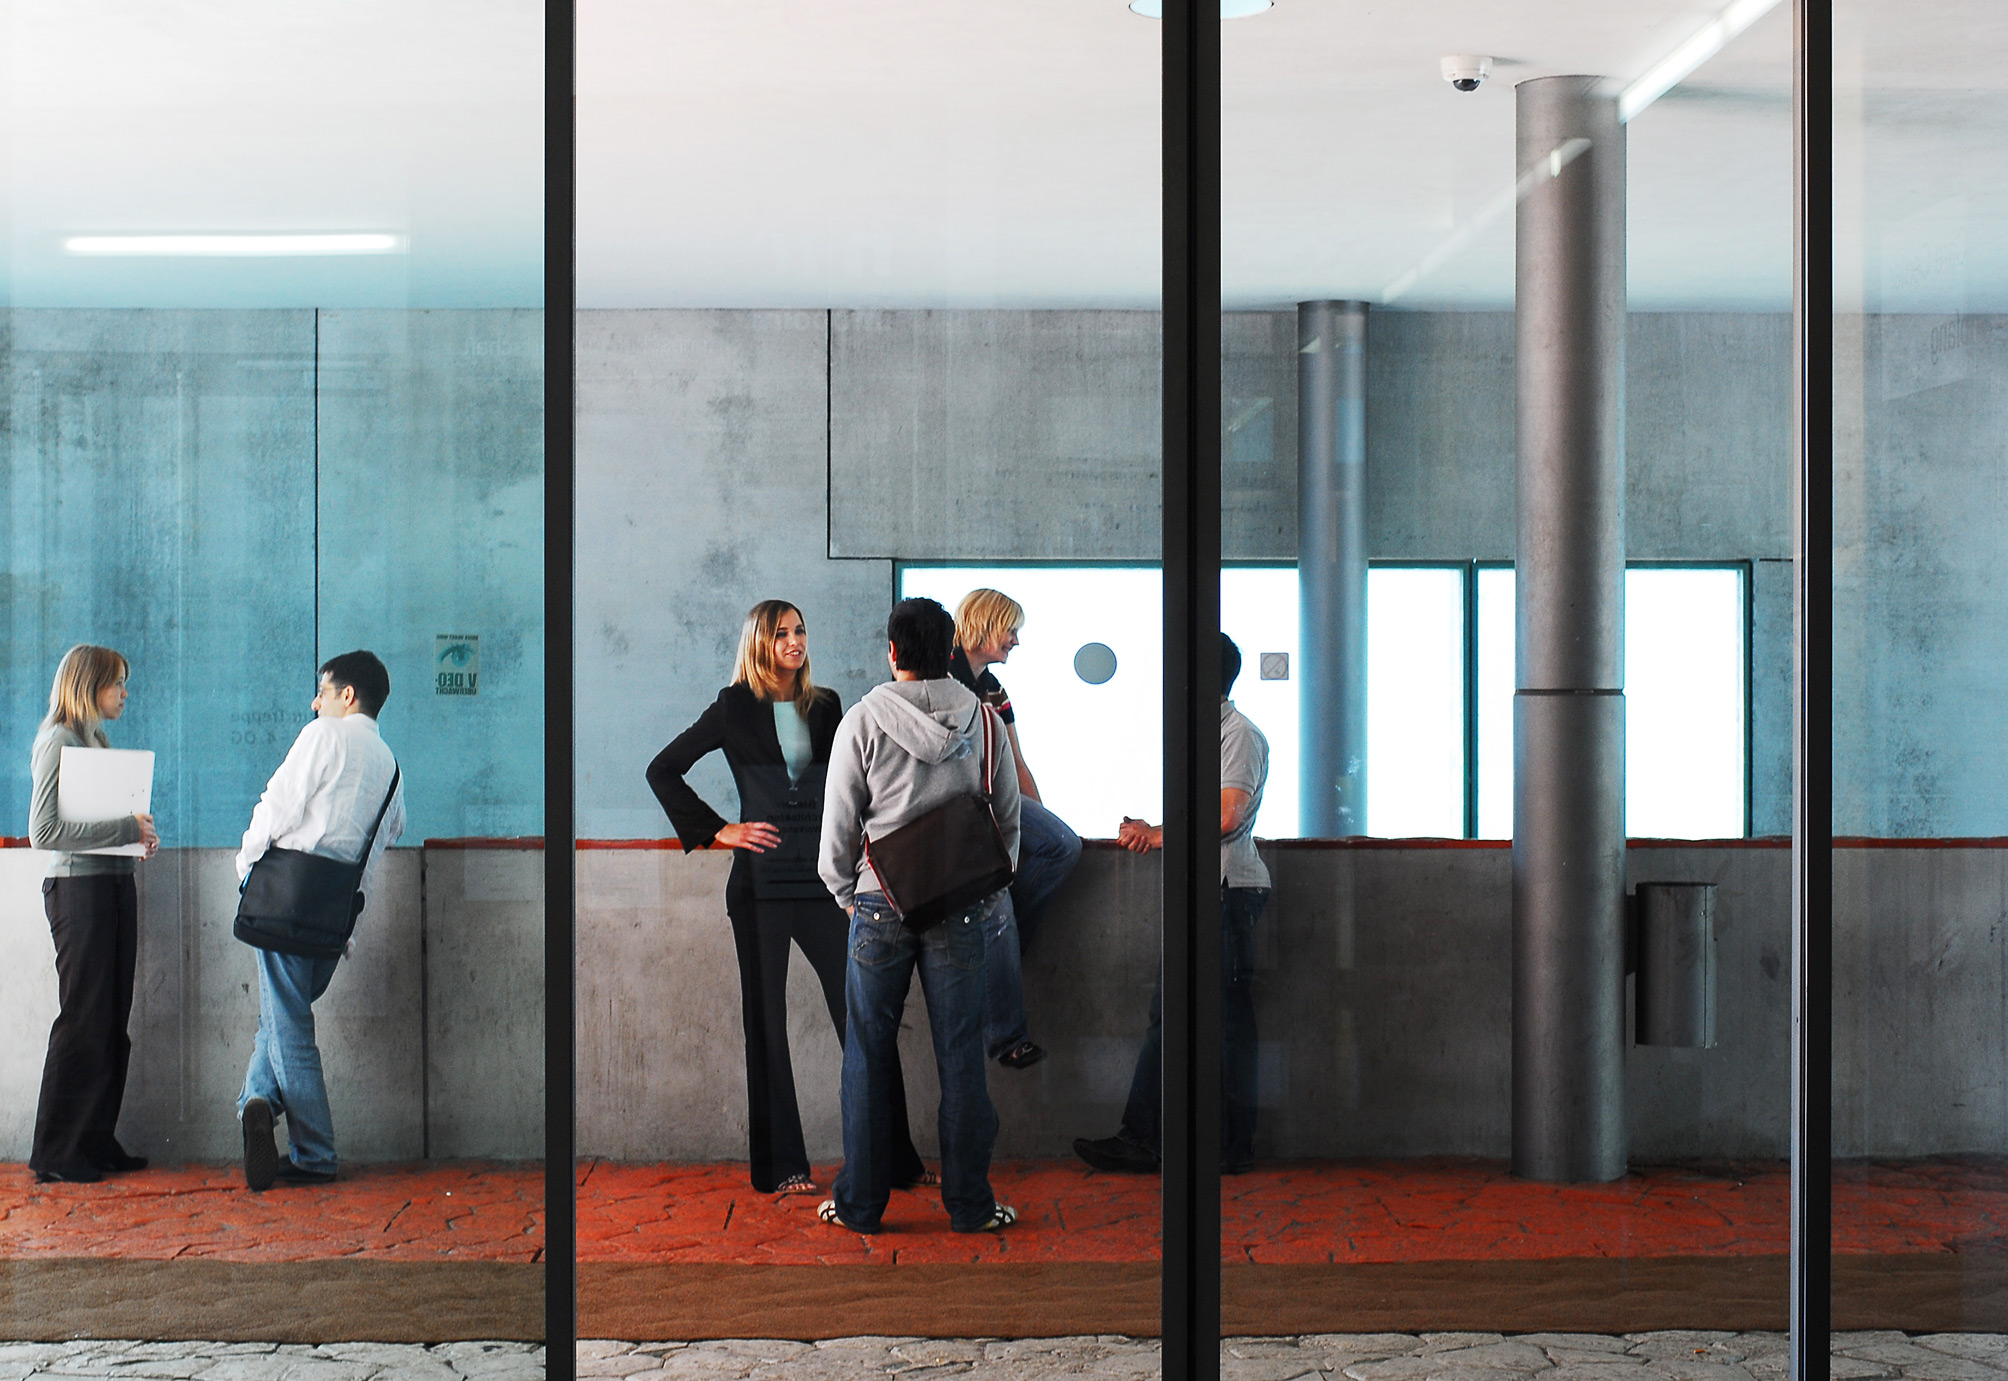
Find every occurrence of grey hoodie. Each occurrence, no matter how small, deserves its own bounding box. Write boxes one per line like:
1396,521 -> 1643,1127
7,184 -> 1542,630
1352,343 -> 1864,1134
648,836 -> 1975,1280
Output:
818,677 -> 1022,911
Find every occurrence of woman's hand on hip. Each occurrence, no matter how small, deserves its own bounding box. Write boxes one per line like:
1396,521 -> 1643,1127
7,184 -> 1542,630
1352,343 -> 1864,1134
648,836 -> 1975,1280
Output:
133,813 -> 160,860
714,821 -> 781,852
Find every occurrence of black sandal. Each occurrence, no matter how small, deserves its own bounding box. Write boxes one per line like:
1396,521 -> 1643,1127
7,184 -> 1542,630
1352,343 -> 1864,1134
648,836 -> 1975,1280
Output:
775,1174 -> 817,1195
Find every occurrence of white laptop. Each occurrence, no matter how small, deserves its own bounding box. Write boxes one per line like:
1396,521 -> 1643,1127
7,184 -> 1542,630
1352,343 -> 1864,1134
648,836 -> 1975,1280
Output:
56,747 -> 155,857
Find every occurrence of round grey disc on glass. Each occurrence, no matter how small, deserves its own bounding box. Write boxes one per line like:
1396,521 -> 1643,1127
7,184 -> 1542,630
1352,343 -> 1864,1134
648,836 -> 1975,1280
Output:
1074,642 -> 1118,685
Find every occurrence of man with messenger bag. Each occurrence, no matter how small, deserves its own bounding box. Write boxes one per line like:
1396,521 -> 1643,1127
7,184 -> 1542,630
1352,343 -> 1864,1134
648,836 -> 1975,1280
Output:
231,651 -> 405,1191
817,598 -> 1022,1236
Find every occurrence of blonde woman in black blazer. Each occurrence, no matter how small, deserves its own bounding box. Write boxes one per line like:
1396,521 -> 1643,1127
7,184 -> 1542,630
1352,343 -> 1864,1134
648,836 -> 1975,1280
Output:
647,600 -> 928,1196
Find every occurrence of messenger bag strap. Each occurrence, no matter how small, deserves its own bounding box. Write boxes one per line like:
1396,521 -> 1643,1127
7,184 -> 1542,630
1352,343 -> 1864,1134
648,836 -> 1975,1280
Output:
354,764 -> 401,877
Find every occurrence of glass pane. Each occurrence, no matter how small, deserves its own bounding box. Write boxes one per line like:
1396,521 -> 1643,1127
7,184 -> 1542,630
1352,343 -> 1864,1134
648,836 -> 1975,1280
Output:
1366,567 -> 1465,838
576,1 -> 1163,1351
1626,567 -> 1746,839
1481,567 -> 1749,839
0,0 -> 544,1344
1222,0 -> 1791,1356
1833,0 -> 2008,1338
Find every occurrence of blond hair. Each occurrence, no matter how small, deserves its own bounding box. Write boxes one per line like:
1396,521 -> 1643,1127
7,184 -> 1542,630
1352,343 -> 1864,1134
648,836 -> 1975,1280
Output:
732,600 -> 817,715
954,588 -> 1025,655
45,644 -> 129,739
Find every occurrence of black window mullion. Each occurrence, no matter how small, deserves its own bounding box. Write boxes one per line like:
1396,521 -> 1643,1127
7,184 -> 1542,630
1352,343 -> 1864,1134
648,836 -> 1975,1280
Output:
1790,0 -> 1834,1373
1160,0 -> 1222,1376
544,0 -> 578,1368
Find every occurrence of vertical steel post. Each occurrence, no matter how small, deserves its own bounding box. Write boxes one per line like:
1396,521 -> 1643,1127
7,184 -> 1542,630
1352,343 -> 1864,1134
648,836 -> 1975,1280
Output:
1161,0 -> 1221,1376
1511,75 -> 1629,1185
545,0 -> 577,1367
1298,300 -> 1369,838
1791,0 -> 1834,1373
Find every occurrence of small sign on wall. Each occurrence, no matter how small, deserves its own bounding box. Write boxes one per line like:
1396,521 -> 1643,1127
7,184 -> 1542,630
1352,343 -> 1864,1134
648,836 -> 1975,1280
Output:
1260,652 -> 1290,681
436,634 -> 480,696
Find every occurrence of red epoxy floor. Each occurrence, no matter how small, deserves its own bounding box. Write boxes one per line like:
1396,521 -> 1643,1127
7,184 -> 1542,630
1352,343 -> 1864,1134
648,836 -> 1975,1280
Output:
574,1157 -> 2008,1266
0,1161 -> 543,1262
3,1157 -> 2003,1265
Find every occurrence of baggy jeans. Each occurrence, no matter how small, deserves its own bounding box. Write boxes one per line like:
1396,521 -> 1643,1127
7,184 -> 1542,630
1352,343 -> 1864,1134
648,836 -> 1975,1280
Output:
237,948 -> 342,1175
833,893 -> 1000,1232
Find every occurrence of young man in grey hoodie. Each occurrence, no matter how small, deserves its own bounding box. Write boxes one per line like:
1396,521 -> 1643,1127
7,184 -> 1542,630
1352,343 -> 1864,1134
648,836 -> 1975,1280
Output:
817,597 -> 1022,1234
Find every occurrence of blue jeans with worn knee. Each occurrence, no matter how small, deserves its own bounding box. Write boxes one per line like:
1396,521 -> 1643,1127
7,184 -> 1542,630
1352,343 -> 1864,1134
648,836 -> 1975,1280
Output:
982,797 -> 1083,1058
834,893 -> 999,1232
237,948 -> 341,1174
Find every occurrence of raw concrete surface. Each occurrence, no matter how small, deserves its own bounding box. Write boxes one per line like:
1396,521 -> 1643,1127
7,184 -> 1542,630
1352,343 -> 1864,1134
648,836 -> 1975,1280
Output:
574,309 -> 893,841
582,1331 -> 2004,1381
317,310 -> 546,842
574,840 -> 2008,1163
598,307 -> 1799,840
0,846 -> 540,1163
0,1340 -> 544,1378
0,309 -> 318,850
0,308 -> 543,850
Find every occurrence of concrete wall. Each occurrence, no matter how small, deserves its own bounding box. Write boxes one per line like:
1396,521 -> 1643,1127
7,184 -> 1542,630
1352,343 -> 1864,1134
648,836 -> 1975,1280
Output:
0,308 -> 544,849
582,307 -> 1799,836
0,310 -> 318,849
573,840 -> 2008,1164
574,310 -> 893,840
0,845 -> 542,1162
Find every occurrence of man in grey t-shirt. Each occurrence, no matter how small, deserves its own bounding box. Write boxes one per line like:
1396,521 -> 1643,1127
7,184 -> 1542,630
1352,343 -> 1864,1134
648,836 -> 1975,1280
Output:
1074,633 -> 1272,1175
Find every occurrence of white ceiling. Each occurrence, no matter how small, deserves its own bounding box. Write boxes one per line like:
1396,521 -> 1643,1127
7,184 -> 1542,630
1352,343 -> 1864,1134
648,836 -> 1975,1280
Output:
2,1 -> 2003,311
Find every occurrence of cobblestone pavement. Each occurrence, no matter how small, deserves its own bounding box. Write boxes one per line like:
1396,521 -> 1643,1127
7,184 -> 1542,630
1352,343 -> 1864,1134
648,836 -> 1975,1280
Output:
0,1341 -> 544,1381
580,1330 -> 2008,1380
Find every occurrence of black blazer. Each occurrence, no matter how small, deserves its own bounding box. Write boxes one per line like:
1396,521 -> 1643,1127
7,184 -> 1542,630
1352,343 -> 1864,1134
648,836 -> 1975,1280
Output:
646,682 -> 843,854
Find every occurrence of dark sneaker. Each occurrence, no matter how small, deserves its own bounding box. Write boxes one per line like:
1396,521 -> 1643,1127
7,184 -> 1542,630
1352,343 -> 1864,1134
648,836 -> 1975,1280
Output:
1073,1135 -> 1161,1174
998,1040 -> 1047,1069
91,1141 -> 148,1173
33,1162 -> 103,1184
275,1164 -> 337,1186
242,1098 -> 280,1192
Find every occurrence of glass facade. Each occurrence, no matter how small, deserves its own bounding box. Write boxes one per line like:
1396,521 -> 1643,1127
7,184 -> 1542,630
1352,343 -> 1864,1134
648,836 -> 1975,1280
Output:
0,0 -> 544,1340
0,0 -> 1990,1367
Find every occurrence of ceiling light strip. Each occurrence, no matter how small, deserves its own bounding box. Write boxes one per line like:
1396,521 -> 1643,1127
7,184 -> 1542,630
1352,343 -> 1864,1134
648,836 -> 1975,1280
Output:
1616,0 -> 1783,122
63,234 -> 405,257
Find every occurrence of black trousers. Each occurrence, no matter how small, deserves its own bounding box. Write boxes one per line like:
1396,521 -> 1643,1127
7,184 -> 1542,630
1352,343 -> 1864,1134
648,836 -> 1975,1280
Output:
725,867 -> 923,1191
32,875 -> 139,1175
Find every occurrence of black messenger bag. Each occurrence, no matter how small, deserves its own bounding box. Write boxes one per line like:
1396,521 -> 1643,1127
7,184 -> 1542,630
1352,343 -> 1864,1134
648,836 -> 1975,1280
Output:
862,708 -> 1013,933
234,765 -> 400,959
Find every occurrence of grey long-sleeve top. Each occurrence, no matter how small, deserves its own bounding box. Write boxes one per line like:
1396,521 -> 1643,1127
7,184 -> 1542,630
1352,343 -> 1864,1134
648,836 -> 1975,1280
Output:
30,722 -> 142,877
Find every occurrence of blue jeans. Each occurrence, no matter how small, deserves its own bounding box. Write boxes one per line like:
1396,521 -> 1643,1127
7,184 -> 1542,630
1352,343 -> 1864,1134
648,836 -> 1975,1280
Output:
982,797 -> 1083,1058
1118,886 -> 1269,1167
237,948 -> 341,1174
834,894 -> 999,1232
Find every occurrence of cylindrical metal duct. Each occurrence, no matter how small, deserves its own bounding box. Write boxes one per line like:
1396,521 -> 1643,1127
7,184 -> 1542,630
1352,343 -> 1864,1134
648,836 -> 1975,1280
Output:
1298,300 -> 1369,838
1634,882 -> 1718,1049
1511,75 -> 1628,1184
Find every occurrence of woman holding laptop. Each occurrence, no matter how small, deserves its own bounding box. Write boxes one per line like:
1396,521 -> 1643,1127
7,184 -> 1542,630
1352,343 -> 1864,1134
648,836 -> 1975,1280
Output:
27,644 -> 159,1183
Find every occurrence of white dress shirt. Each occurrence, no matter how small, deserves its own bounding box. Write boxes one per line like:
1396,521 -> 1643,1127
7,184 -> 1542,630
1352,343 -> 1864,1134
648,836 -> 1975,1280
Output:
236,714 -> 406,901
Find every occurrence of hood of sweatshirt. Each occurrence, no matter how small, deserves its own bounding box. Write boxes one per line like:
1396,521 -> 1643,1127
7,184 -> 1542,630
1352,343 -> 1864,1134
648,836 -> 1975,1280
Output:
858,678 -> 982,764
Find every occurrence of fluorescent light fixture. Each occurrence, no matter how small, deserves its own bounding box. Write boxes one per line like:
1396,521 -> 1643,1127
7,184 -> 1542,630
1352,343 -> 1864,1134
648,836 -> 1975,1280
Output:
1616,0 -> 1783,122
63,233 -> 404,257
1129,0 -> 1273,16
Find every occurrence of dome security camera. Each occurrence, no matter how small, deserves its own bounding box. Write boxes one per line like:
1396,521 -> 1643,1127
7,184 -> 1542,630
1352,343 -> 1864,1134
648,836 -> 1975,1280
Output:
1441,55 -> 1493,92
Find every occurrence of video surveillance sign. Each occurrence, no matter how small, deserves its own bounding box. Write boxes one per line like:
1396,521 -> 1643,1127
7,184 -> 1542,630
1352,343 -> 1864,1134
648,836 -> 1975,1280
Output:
436,634 -> 479,696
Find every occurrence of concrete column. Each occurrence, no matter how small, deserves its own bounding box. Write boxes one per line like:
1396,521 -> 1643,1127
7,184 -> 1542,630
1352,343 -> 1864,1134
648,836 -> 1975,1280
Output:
1511,76 -> 1628,1183
1297,300 -> 1369,837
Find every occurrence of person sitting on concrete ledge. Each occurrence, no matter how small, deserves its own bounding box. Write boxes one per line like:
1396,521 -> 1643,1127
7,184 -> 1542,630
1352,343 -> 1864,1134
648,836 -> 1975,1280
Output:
949,588 -> 1084,1073
1075,632 -> 1271,1177
233,650 -> 405,1191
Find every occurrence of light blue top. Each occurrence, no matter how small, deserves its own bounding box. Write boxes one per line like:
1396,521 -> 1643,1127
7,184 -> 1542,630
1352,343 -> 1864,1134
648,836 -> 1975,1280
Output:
773,701 -> 813,785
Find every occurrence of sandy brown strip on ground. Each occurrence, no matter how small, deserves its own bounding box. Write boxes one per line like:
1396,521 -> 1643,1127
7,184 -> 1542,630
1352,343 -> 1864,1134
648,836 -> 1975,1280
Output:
0,1260 -> 543,1342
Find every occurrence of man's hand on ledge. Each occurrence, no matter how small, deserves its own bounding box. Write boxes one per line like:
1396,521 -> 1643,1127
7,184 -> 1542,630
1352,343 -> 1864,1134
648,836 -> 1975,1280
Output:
1118,817 -> 1164,853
